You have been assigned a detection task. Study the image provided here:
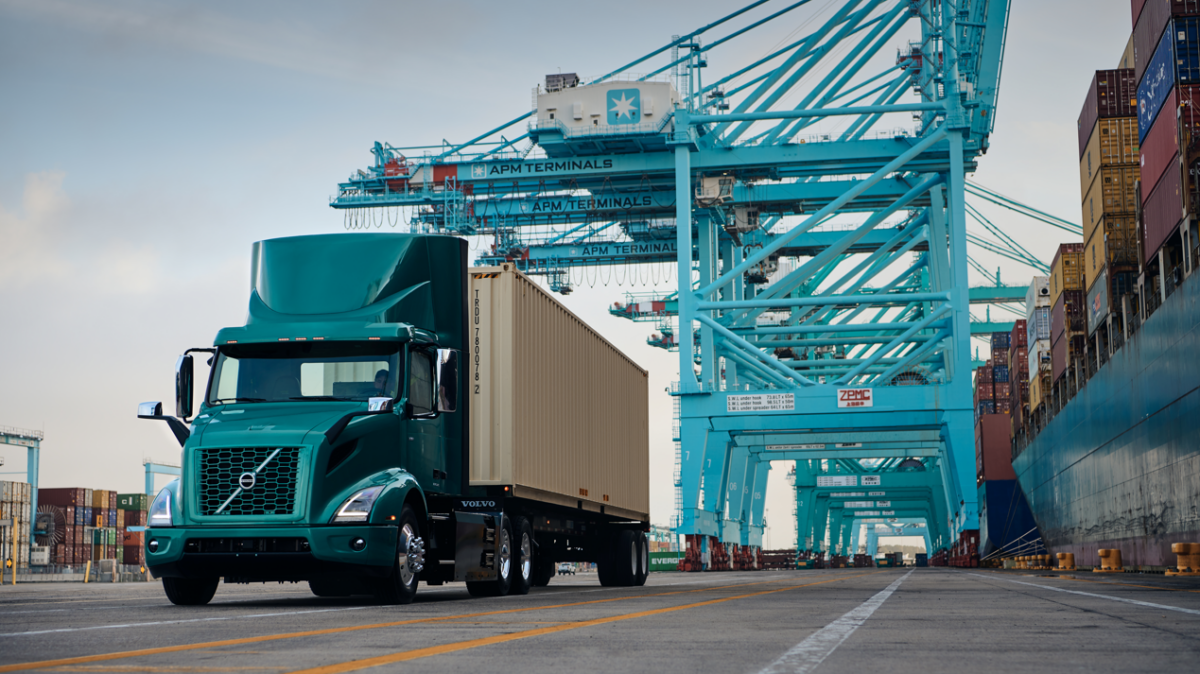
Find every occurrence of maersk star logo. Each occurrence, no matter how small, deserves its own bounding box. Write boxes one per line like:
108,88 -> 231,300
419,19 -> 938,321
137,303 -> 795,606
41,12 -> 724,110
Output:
607,88 -> 641,125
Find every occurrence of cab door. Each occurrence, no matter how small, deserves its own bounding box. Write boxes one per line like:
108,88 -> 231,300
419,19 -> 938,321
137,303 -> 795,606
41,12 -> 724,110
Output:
405,346 -> 448,493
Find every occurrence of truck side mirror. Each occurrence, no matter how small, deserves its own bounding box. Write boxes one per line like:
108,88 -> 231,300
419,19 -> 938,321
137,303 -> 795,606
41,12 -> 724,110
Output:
435,349 -> 459,413
176,354 -> 194,420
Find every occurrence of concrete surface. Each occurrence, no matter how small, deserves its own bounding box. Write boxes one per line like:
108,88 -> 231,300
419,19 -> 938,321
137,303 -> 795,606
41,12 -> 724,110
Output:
1,568 -> 1199,673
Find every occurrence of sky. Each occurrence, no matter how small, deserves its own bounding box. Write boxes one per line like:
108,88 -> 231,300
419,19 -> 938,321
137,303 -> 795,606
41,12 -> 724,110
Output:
0,0 -> 1136,548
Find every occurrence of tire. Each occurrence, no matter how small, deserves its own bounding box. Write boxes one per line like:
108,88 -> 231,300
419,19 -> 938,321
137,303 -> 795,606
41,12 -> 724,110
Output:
162,577 -> 219,606
308,578 -> 350,597
532,556 -> 554,587
373,505 -> 425,605
467,514 -> 513,597
635,532 -> 649,586
598,530 -> 638,587
510,517 -> 533,596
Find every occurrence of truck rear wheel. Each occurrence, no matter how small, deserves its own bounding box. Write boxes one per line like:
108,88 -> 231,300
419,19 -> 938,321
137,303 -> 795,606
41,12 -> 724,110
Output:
162,577 -> 219,606
635,532 -> 649,586
509,517 -> 533,595
467,514 -> 513,597
373,505 -> 424,605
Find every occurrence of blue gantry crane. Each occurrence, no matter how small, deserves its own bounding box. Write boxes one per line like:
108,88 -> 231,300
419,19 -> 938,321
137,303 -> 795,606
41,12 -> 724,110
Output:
331,0 -> 1014,569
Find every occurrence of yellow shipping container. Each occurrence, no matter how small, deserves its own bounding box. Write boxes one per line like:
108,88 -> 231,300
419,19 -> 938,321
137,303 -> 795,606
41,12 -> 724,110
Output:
1085,216 -> 1138,284
1081,165 -> 1138,244
1117,34 -> 1134,70
1079,118 -> 1138,200
1050,247 -> 1086,306
468,265 -> 650,521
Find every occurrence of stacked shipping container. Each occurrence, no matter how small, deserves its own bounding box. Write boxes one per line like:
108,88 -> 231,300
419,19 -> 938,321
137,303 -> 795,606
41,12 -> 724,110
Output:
0,481 -> 33,569
37,488 -> 148,567
1135,2 -> 1200,282
1025,276 -> 1053,414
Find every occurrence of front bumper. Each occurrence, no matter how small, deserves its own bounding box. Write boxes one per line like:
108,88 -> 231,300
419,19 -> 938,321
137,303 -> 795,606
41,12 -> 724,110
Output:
145,525 -> 398,580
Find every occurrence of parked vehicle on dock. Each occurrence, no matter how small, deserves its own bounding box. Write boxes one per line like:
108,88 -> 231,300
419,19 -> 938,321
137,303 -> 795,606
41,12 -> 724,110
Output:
138,234 -> 650,605
558,562 -> 576,575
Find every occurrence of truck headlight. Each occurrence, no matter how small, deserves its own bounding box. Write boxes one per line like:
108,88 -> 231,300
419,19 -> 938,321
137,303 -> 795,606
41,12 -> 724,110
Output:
332,486 -> 383,523
148,488 -> 174,527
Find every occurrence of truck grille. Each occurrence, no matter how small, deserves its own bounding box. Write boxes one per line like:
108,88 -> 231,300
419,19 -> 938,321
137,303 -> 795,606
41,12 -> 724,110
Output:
198,447 -> 301,516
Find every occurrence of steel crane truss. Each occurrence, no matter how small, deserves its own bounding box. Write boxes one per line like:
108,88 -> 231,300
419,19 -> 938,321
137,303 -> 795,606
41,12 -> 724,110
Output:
331,0 -> 1012,565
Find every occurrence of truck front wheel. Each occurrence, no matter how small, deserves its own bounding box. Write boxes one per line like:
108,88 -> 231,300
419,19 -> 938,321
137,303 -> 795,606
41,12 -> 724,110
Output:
162,577 -> 219,606
373,505 -> 424,605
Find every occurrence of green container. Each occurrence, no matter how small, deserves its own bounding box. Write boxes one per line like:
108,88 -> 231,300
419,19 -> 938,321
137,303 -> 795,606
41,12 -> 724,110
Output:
649,551 -> 681,572
117,494 -> 149,511
797,559 -> 815,569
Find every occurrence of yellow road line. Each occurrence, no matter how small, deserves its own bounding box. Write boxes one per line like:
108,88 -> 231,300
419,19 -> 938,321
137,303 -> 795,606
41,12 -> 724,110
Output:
0,575 -> 819,673
288,572 -> 886,674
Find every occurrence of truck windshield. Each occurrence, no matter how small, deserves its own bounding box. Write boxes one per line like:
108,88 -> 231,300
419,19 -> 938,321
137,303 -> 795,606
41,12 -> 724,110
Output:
207,342 -> 402,405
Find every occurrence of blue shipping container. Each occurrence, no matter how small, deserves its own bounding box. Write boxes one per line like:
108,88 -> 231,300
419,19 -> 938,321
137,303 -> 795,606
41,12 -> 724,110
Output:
1139,24 -> 1175,141
993,365 -> 1010,383
977,400 -> 995,416
991,332 -> 1010,349
1139,17 -> 1200,141
1026,307 -> 1051,343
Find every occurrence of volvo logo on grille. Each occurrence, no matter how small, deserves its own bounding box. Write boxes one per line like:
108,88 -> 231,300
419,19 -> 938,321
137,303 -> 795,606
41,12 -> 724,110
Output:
238,472 -> 257,490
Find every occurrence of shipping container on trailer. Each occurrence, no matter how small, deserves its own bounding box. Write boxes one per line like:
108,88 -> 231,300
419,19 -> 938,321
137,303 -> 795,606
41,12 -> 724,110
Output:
1143,155 -> 1186,263
1078,69 -> 1138,156
468,267 -> 650,519
1080,118 -> 1139,199
1134,2 -> 1200,85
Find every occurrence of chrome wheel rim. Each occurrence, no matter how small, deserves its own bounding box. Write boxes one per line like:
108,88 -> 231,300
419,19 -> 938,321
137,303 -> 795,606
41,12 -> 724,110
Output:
498,528 -> 511,580
397,523 -> 425,586
630,538 -> 638,576
520,531 -> 532,581
640,538 -> 648,576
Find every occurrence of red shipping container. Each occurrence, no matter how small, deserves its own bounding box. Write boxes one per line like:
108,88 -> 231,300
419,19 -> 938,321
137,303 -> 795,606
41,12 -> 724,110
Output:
1010,319 -> 1028,348
122,530 -> 144,547
994,381 -> 1012,400
1143,156 -> 1185,263
992,350 -> 1009,368
995,398 -> 1013,415
38,488 -> 85,507
1141,87 -> 1182,200
974,382 -> 994,405
976,414 -> 1015,481
1078,70 -> 1138,156
123,546 -> 145,565
1133,0 -> 1149,28
1134,1 -> 1200,84
124,510 -> 146,526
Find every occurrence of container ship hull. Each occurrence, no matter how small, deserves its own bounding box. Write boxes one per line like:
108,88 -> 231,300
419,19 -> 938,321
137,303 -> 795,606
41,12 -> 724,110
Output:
1013,271 -> 1200,568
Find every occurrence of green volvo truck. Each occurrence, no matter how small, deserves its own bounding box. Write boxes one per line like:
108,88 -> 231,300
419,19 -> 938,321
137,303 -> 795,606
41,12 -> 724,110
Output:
139,234 -> 650,605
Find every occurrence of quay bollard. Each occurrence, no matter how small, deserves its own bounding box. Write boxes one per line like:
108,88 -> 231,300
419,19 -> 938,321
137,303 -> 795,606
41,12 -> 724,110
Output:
1165,543 -> 1200,577
1056,552 -> 1076,570
1094,548 -> 1123,573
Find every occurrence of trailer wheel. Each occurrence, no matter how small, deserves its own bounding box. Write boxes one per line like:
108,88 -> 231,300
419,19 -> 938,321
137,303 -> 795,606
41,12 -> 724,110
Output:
598,530 -> 638,586
532,555 -> 554,587
162,577 -> 219,606
510,517 -> 533,595
467,514 -> 514,597
373,505 -> 424,605
635,532 -> 649,586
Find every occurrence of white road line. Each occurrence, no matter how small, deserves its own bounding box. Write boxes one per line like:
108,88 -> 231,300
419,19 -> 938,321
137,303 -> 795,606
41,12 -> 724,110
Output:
758,570 -> 912,674
0,606 -> 370,637
969,573 -> 1200,616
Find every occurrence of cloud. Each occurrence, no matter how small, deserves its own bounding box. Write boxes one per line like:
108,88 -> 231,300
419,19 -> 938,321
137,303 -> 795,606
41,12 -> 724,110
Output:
0,171 -> 71,289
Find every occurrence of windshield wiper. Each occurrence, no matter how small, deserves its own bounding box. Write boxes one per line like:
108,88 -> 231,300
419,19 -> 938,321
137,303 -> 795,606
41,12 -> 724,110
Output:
289,396 -> 355,402
210,397 -> 267,404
